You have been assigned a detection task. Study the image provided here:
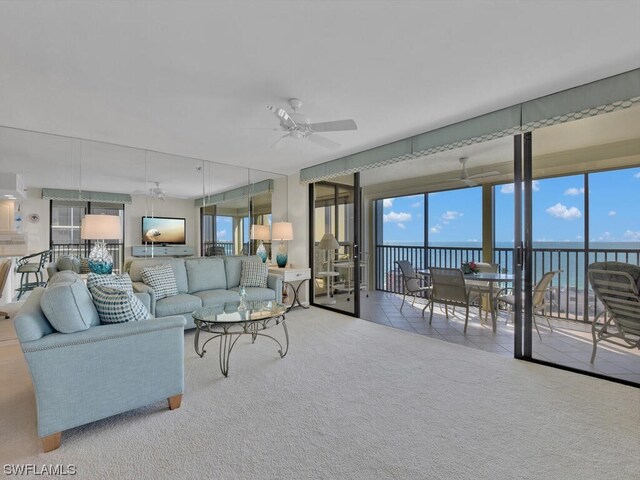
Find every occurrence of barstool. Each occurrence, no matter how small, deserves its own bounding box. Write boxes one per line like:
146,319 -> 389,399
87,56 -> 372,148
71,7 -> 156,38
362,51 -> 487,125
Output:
15,250 -> 50,300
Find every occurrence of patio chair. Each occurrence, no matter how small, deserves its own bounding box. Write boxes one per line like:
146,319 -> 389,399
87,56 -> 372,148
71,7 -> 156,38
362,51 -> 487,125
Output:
497,271 -> 559,339
0,259 -> 12,318
587,261 -> 640,363
15,250 -> 50,300
396,260 -> 431,315
428,267 -> 479,332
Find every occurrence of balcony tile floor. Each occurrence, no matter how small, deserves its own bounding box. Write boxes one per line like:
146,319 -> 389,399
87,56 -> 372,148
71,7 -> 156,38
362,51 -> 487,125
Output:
351,290 -> 640,385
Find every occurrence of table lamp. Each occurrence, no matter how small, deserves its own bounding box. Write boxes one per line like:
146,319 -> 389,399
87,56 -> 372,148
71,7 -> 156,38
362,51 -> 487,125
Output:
81,214 -> 122,274
251,224 -> 270,263
271,222 -> 293,268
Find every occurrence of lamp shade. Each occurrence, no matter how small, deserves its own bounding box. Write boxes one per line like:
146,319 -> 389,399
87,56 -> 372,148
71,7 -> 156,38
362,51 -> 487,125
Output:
81,214 -> 122,240
250,224 -> 270,241
319,233 -> 339,250
271,222 -> 293,241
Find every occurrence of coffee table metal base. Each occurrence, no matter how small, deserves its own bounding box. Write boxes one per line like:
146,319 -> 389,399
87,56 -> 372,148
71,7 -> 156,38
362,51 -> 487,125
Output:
194,315 -> 289,377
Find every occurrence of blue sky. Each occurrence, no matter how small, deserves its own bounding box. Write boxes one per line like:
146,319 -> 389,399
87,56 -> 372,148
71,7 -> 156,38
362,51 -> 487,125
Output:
382,166 -> 640,245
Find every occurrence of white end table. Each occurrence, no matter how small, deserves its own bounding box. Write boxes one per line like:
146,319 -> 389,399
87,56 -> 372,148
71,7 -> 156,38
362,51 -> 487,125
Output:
268,266 -> 311,310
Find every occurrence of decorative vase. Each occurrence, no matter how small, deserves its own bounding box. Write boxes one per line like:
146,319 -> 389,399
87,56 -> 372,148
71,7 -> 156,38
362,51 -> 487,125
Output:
88,241 -> 113,274
276,242 -> 288,268
256,241 -> 267,263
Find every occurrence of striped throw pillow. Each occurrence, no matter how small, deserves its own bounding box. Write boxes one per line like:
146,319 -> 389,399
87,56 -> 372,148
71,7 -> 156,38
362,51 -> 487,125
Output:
87,272 -> 134,294
140,264 -> 178,300
239,261 -> 268,288
91,285 -> 149,324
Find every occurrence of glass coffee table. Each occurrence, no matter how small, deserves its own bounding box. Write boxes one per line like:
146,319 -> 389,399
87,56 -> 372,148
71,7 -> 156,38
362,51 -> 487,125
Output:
192,301 -> 288,377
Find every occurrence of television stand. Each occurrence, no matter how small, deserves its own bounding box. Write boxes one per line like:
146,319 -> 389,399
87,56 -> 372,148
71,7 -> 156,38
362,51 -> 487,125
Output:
131,246 -> 194,257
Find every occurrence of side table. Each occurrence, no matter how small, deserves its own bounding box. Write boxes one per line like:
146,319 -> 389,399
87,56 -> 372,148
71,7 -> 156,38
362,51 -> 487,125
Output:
268,266 -> 311,310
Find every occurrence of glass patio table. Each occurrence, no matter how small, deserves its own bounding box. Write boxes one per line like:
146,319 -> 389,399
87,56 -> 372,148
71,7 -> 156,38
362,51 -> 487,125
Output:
464,272 -> 514,331
192,301 -> 288,377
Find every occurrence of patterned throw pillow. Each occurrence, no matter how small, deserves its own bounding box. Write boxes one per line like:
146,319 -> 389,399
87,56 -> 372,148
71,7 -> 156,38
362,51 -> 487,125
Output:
239,261 -> 268,288
79,258 -> 91,274
91,285 -> 149,324
140,264 -> 178,300
87,272 -> 134,294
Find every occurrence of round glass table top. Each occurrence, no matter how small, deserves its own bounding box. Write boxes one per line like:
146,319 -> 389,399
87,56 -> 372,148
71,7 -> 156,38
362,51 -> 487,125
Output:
192,301 -> 286,324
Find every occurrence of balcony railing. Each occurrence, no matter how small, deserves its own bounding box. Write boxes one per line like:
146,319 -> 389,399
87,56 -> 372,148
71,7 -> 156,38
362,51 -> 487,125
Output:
51,243 -> 124,273
203,241 -> 234,256
375,244 -> 640,322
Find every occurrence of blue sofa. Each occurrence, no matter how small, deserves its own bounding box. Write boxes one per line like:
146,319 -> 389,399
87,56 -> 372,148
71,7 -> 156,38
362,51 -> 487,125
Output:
14,274 -> 186,452
128,255 -> 283,329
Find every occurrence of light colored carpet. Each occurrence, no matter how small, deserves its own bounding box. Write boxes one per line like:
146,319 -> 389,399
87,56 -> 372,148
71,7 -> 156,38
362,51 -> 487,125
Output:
1,307 -> 638,480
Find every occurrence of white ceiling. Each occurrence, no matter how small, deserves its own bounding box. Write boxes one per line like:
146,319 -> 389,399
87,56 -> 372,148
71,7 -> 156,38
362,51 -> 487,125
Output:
0,1 -> 639,196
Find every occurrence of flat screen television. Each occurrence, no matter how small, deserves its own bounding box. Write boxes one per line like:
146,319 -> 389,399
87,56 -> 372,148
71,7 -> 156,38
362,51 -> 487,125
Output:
142,216 -> 186,244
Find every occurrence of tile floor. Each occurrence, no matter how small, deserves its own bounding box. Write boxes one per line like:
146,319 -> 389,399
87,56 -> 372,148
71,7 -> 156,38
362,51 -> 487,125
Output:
334,290 -> 640,385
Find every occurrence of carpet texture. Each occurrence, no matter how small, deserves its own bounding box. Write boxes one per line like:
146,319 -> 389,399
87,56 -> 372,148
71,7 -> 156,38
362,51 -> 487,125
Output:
1,308 -> 638,480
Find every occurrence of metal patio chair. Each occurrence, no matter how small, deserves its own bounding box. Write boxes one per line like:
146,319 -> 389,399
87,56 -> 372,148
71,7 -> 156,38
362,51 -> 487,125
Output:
497,271 -> 559,340
396,260 -> 431,316
15,250 -> 50,300
587,261 -> 640,363
428,267 -> 479,332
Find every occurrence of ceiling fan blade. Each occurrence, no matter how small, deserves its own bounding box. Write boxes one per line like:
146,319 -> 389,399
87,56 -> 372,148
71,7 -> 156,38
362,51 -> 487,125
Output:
462,178 -> 478,187
267,105 -> 297,130
308,119 -> 357,132
306,133 -> 340,149
466,170 -> 501,179
270,134 -> 290,149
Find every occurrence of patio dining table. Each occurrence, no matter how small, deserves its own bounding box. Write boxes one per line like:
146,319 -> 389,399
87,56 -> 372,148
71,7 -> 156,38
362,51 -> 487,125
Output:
464,272 -> 514,332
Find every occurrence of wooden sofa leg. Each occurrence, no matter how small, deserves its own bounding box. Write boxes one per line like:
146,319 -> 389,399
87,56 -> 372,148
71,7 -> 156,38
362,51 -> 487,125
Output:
42,432 -> 61,452
168,394 -> 182,410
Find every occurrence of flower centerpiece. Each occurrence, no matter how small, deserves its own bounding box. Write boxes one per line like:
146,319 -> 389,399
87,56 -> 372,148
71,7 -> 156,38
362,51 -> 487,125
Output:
461,261 -> 479,274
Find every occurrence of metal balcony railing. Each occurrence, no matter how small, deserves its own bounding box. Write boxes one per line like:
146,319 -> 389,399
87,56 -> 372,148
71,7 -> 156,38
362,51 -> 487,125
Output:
375,244 -> 640,322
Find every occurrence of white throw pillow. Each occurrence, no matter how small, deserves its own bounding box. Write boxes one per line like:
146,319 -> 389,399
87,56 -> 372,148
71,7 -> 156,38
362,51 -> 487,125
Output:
239,261 -> 268,288
140,264 -> 178,300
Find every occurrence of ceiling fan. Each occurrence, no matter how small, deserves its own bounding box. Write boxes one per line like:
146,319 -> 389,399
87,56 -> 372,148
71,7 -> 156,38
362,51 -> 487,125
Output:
266,98 -> 357,149
445,157 -> 500,187
148,182 -> 165,200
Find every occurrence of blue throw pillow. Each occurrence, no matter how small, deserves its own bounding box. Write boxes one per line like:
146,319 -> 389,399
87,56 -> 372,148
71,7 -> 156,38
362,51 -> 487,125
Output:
91,285 -> 150,324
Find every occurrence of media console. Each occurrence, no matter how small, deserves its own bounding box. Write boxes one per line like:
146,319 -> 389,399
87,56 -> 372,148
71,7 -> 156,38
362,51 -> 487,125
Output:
131,246 -> 195,257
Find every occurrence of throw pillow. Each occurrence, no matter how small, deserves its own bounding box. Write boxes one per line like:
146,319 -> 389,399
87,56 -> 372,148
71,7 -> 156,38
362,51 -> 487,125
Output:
40,279 -> 100,333
140,264 -> 178,300
239,261 -> 268,288
91,285 -> 149,324
79,258 -> 91,274
87,272 -> 134,294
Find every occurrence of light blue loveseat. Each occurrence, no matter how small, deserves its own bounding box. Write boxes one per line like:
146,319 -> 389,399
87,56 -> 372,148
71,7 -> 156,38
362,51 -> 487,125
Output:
14,272 -> 186,452
128,255 -> 283,329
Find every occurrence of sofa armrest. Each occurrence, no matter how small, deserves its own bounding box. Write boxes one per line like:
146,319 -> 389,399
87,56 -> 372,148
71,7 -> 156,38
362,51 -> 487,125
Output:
134,292 -> 151,312
20,316 -> 186,437
133,281 -> 156,315
267,273 -> 283,303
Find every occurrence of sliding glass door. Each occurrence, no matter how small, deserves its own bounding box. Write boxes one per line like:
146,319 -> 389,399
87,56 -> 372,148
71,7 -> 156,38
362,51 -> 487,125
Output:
310,174 -> 361,317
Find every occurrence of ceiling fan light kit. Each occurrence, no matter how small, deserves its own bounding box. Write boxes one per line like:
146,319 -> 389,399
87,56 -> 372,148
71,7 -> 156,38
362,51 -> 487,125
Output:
266,98 -> 358,149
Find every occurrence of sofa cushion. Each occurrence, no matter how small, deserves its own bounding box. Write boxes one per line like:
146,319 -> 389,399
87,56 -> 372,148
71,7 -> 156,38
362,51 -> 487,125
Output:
155,293 -> 202,318
40,279 -> 100,333
129,258 -> 188,293
240,260 -> 268,288
13,287 -> 54,342
141,265 -> 179,300
185,257 -> 227,293
87,272 -> 135,293
224,255 -> 261,289
91,285 -> 150,324
193,289 -> 240,307
49,270 -> 83,284
229,286 -> 276,302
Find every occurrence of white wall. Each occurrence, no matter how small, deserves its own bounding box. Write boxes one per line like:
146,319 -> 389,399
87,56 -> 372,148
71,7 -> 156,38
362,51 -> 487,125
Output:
271,174 -> 308,269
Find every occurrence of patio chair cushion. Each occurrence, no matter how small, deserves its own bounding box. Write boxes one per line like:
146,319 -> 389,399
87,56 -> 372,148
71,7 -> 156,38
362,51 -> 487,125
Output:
91,285 -> 150,324
141,264 -> 179,300
40,278 -> 100,333
590,261 -> 640,293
